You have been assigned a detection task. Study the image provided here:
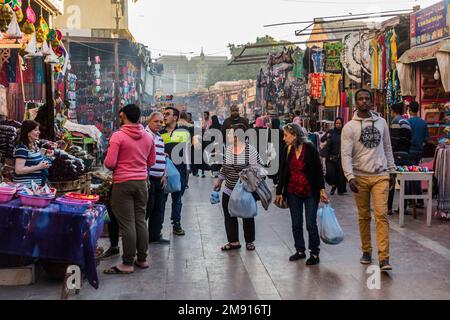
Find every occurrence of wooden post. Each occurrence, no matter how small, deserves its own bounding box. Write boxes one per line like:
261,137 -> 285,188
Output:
45,63 -> 55,141
114,41 -> 120,129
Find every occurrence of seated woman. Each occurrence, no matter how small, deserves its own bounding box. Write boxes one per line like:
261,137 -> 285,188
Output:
13,120 -> 50,187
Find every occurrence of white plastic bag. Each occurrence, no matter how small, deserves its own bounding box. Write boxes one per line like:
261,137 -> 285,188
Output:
318,203 -> 344,245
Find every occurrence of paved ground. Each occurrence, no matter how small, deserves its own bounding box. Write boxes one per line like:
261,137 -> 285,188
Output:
1,175 -> 450,300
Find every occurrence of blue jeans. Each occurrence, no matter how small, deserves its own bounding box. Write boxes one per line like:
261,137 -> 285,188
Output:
287,193 -> 320,255
164,167 -> 187,227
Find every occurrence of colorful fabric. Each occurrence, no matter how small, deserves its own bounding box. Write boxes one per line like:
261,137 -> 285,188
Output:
309,73 -> 325,99
312,49 -> 325,73
292,49 -> 304,79
13,144 -> 45,187
288,146 -> 312,197
378,35 -> 387,90
325,73 -> 342,107
370,38 -> 379,89
324,42 -> 343,73
391,31 -> 398,64
0,200 -> 106,289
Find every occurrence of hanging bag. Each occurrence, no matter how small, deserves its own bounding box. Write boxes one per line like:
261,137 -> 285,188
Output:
228,179 -> 258,219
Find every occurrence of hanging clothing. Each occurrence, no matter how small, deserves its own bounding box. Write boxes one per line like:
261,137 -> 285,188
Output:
325,74 -> 342,107
292,49 -> 305,79
290,78 -> 306,109
324,42 -> 343,73
385,31 -> 392,73
391,30 -> 398,64
370,38 -> 379,89
309,73 -> 325,99
396,62 -> 416,96
312,49 -> 325,73
434,146 -> 450,217
378,35 -> 387,90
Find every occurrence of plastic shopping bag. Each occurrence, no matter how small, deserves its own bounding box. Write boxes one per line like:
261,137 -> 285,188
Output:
164,158 -> 181,193
228,180 -> 258,219
318,203 -> 344,245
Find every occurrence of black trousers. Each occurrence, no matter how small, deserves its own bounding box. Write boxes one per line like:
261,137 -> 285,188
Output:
147,176 -> 166,241
222,193 -> 255,243
388,153 -> 410,211
325,159 -> 347,193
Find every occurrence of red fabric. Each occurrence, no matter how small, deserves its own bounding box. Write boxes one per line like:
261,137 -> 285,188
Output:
309,73 -> 325,98
287,147 -> 312,197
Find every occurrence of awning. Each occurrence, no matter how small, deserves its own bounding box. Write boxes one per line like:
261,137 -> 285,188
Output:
398,38 -> 450,64
36,0 -> 64,16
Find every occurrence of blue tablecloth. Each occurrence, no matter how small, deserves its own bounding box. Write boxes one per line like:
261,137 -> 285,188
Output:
0,199 -> 106,289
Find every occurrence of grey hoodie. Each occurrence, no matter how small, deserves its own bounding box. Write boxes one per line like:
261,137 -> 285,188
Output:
341,111 -> 395,181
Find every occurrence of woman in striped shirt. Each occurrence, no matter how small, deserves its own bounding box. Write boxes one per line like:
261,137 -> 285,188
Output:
13,120 -> 50,187
214,123 -> 263,251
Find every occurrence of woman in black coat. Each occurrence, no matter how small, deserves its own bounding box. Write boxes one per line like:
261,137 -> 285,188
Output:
275,123 -> 329,265
320,117 -> 347,195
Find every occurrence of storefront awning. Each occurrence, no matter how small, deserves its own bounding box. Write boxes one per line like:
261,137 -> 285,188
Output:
398,38 -> 450,64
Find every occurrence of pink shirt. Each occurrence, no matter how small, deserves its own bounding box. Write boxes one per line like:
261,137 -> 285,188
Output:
104,124 -> 156,184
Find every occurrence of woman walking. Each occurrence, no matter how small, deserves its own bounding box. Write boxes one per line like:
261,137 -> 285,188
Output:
214,123 -> 262,251
321,117 -> 347,195
275,123 -> 329,265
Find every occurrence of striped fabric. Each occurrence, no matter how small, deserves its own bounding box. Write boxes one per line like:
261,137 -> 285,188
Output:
219,144 -> 261,196
146,127 -> 166,178
13,144 -> 44,187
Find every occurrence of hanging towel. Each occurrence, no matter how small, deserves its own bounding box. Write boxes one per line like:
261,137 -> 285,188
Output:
325,73 -> 342,107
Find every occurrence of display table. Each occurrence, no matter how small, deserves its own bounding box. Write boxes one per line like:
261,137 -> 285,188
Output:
396,172 -> 434,227
0,199 -> 106,289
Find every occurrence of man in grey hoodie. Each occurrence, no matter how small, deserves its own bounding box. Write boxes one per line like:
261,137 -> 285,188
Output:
341,89 -> 396,271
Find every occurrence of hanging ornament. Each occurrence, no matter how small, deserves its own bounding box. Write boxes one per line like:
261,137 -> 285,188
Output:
21,19 -> 34,34
14,7 -> 22,22
39,15 -> 48,35
25,0 -> 34,23
1,3 -> 14,26
6,10 -> 23,38
9,0 -> 22,12
434,65 -> 440,81
24,33 -> 43,59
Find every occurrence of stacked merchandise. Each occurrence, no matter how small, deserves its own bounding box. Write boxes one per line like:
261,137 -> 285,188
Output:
67,73 -> 77,123
0,125 -> 18,160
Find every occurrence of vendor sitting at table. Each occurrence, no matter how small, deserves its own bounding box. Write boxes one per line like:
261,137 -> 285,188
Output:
13,120 -> 50,187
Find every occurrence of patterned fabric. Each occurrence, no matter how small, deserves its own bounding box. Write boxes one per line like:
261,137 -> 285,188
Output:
13,144 -> 45,187
312,50 -> 325,73
309,73 -> 325,98
0,200 -> 106,289
434,147 -> 450,215
292,50 -> 305,79
146,128 -> 166,178
324,42 -> 343,73
287,146 -> 312,197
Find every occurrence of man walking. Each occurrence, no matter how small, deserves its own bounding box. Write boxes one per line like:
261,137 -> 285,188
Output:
388,102 -> 412,215
408,101 -> 430,208
341,89 -> 396,271
104,104 -> 156,274
161,107 -> 191,236
146,112 -> 170,244
222,104 -> 249,136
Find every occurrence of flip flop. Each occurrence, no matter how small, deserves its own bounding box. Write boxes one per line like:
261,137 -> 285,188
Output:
221,243 -> 241,251
134,261 -> 149,269
246,243 -> 256,251
103,266 -> 134,275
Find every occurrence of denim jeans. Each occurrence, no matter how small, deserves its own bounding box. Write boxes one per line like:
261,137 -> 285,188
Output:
164,166 -> 187,227
287,193 -> 320,255
147,176 -> 166,241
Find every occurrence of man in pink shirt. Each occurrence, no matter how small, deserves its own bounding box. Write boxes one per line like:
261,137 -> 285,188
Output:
104,104 -> 156,274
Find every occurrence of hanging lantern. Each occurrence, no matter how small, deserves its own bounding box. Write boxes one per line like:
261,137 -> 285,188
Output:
39,15 -> 48,35
25,1 -> 35,24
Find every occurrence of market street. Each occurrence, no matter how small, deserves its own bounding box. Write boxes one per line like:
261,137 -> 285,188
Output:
2,177 -> 450,300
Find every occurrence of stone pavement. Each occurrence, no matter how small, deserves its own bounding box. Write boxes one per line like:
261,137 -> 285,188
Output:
1,176 -> 450,300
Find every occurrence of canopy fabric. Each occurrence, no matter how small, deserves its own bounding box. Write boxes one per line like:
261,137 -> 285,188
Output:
398,39 -> 450,64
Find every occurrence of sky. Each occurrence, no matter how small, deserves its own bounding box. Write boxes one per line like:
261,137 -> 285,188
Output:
128,0 -> 441,59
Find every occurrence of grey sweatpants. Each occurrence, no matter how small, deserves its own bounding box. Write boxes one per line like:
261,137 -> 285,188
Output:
111,180 -> 149,265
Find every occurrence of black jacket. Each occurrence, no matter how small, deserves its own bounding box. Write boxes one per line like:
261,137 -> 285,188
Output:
276,142 -> 325,204
321,128 -> 342,160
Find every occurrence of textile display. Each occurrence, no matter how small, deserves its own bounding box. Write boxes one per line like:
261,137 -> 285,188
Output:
292,48 -> 305,79
396,62 -> 416,96
0,200 -> 106,289
289,78 -> 306,109
63,120 -> 102,144
325,73 -> 342,107
341,33 -> 362,82
312,49 -> 325,73
434,146 -> 450,218
324,42 -> 343,73
370,38 -> 380,89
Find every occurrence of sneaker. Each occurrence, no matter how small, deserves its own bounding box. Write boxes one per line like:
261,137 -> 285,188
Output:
289,251 -> 306,261
306,254 -> 320,266
360,252 -> 372,264
100,247 -> 120,259
173,226 -> 186,236
380,260 -> 392,271
150,238 -> 170,245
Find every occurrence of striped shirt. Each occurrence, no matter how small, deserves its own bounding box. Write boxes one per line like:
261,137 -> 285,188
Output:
146,127 -> 166,178
13,144 -> 45,187
219,144 -> 262,196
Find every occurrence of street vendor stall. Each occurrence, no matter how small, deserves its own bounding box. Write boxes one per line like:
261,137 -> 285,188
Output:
0,197 -> 106,289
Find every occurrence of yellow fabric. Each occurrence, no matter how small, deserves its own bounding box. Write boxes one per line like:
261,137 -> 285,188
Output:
391,31 -> 398,64
370,38 -> 379,89
325,73 -> 342,107
161,130 -> 190,144
353,175 -> 390,261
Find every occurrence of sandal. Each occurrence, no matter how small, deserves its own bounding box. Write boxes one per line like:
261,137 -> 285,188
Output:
221,243 -> 241,251
134,261 -> 149,269
246,243 -> 256,251
104,266 -> 134,275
